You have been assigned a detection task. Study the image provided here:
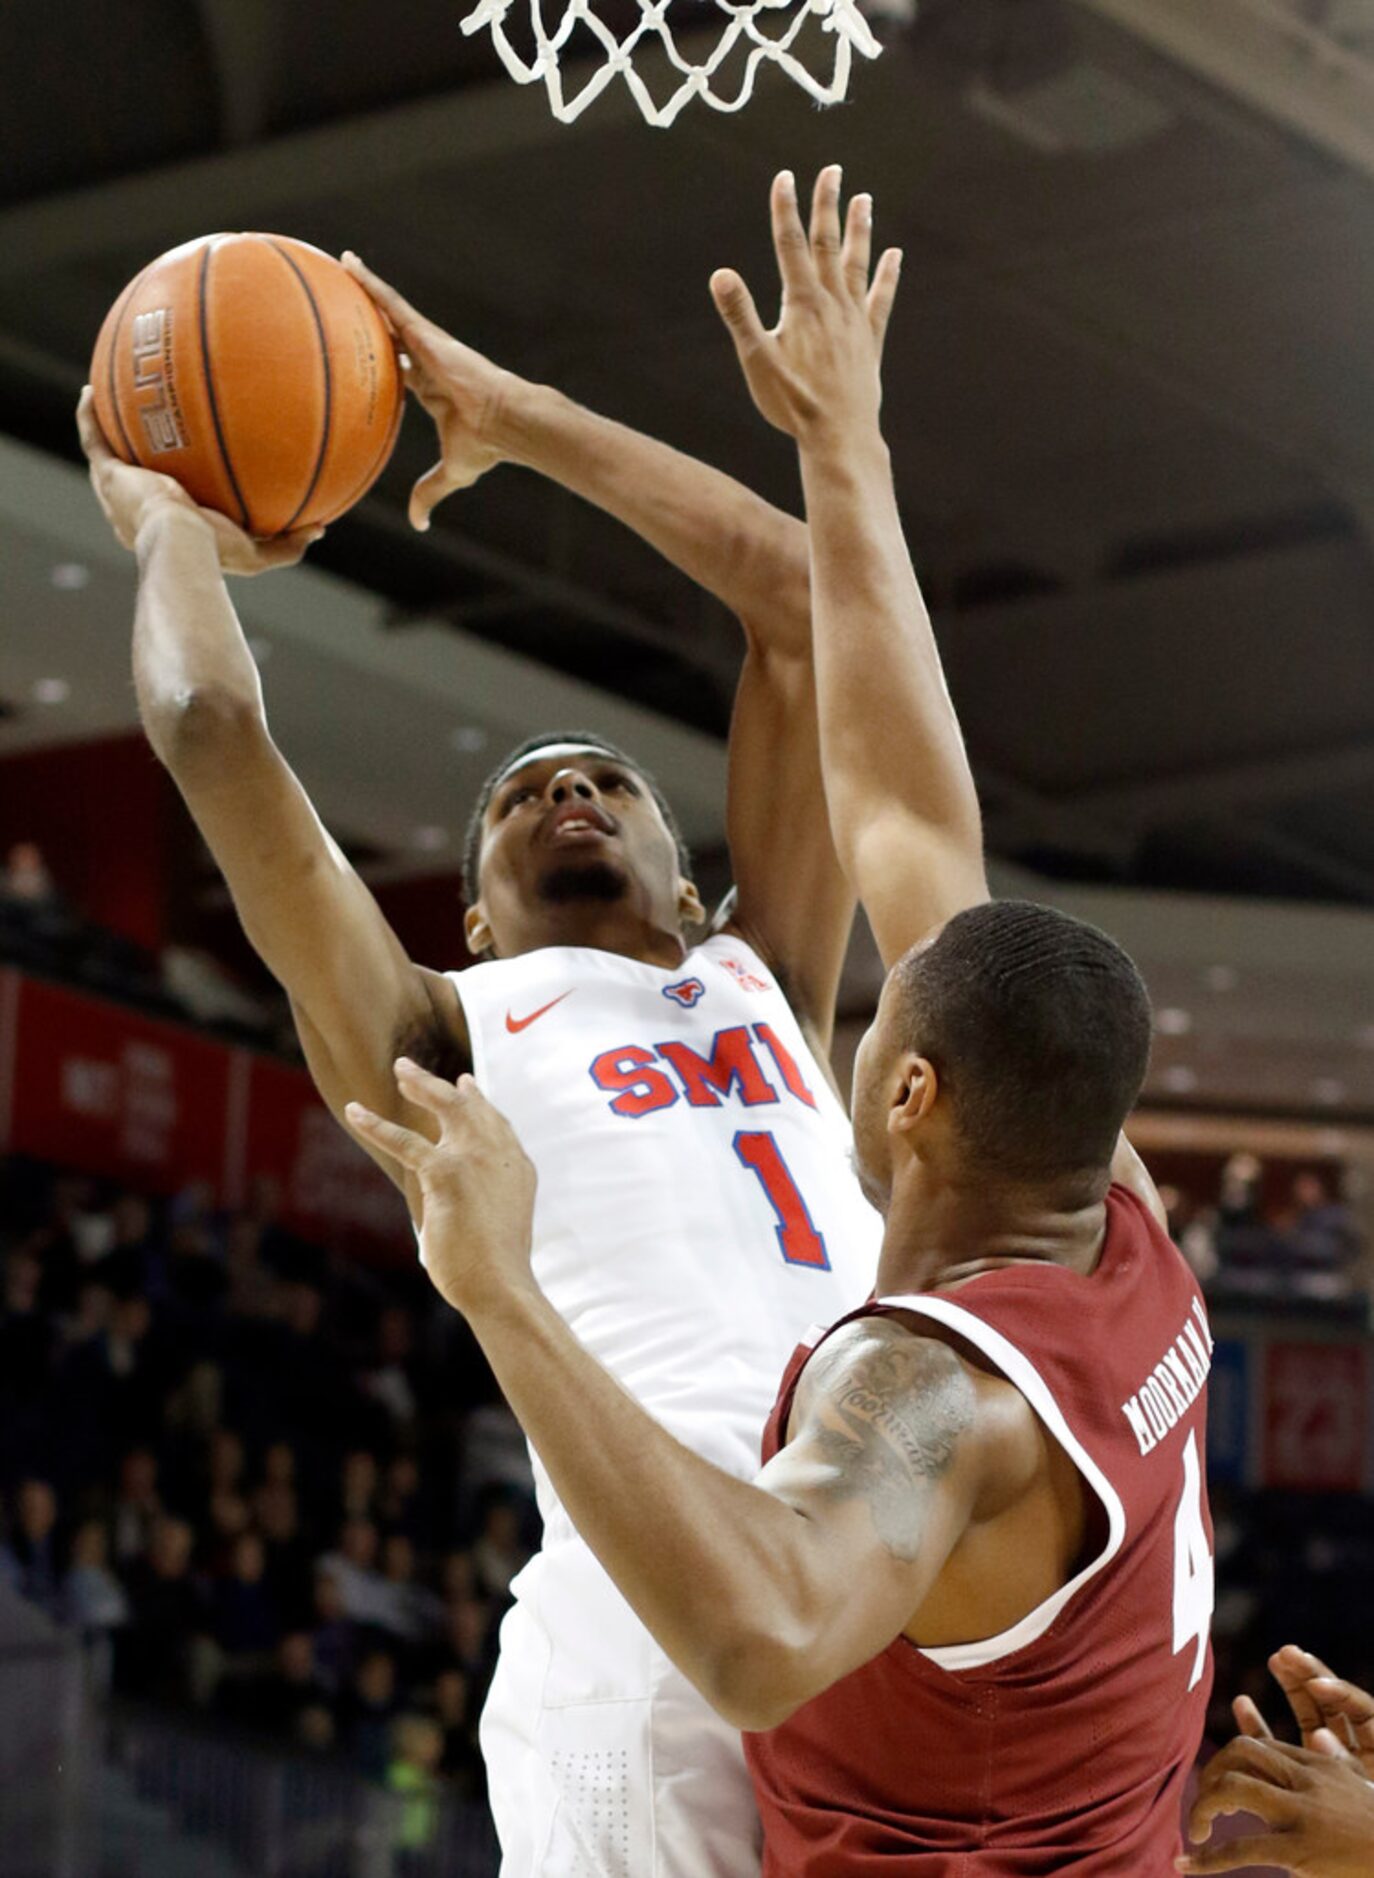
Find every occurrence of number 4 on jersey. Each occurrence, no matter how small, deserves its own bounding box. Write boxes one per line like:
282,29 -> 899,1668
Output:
1172,1431 -> 1214,1692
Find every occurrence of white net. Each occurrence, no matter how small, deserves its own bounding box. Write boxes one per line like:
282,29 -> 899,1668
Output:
460,0 -> 884,125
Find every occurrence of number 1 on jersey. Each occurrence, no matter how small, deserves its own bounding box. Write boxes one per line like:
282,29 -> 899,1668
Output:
733,1131 -> 831,1270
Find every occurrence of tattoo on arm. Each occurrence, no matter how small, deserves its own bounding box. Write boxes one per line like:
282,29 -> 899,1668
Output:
805,1323 -> 976,1563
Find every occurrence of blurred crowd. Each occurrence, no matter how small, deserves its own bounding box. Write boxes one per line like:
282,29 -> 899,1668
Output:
0,1154 -> 537,1812
1161,1154 -> 1367,1313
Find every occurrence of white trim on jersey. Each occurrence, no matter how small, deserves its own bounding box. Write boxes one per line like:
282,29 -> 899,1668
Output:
875,1292 -> 1128,1673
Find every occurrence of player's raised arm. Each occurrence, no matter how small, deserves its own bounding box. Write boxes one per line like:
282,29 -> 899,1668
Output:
78,391 -> 466,1206
342,253 -> 854,1049
711,168 -> 988,972
349,1065 -> 1024,1730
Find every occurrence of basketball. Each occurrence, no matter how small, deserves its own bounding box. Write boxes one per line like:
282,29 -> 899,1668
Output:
89,233 -> 403,538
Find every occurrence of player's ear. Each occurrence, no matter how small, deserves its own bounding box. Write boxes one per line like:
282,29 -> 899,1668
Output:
889,1054 -> 938,1138
678,878 -> 705,926
464,902 -> 493,957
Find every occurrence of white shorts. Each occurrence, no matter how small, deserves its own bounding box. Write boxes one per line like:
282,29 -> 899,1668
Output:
480,1537 -> 764,1878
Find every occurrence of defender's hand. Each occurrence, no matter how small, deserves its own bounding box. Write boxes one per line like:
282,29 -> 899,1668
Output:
341,253 -> 516,528
76,388 -> 321,575
1236,1647 -> 1374,1777
347,1063 -> 538,1314
710,166 -> 902,444
1179,1736 -> 1374,1875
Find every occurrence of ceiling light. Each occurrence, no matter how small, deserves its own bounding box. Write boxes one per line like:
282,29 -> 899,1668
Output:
450,726 -> 489,754
1156,1008 -> 1193,1036
32,678 -> 69,704
411,826 -> 450,851
49,562 -> 90,591
1205,966 -> 1238,994
1162,1066 -> 1198,1094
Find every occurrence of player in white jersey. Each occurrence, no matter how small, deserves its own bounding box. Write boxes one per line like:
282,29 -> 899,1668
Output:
77,242 -> 902,1874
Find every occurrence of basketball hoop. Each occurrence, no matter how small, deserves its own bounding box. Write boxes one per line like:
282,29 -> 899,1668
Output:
460,0 -> 885,125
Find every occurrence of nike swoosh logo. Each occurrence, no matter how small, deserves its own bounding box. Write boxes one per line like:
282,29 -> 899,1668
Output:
505,991 -> 574,1034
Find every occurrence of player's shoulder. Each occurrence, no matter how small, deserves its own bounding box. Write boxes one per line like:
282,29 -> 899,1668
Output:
794,1311 -> 1030,1439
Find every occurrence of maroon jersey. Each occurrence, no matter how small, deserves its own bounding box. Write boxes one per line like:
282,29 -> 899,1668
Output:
743,1184 -> 1214,1876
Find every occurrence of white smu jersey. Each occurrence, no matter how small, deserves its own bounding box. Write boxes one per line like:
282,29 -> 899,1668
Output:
451,934 -> 881,1531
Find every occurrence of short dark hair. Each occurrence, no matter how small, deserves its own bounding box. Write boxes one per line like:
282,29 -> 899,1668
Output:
892,900 -> 1152,1181
462,731 -> 692,904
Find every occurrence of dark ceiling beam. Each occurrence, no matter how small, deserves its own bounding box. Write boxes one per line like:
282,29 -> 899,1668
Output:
1070,0 -> 1374,182
0,73 -> 622,277
1067,738 -> 1374,832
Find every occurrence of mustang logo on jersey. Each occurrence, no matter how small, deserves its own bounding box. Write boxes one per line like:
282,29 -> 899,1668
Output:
590,1022 -> 818,1118
662,977 -> 707,1008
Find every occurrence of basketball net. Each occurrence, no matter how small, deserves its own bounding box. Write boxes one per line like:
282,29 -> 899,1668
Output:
460,0 -> 884,125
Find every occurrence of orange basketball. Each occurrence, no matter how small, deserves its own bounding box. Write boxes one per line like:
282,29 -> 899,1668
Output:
90,233 -> 403,539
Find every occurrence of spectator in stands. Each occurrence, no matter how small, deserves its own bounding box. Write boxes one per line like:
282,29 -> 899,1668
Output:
0,1248 -> 53,1478
107,1446 -> 164,1567
0,841 -> 59,908
342,1647 -> 399,1780
260,1629 -> 332,1737
256,1479 -> 314,1627
211,1530 -> 281,1662
377,1533 -> 444,1643
433,1665 -> 483,1797
339,1449 -> 381,1525
376,1452 -> 432,1548
471,1491 -> 528,1603
0,1477 -> 63,1617
310,1565 -> 356,1695
320,1516 -> 392,1629
385,1713 -> 445,1871
61,1515 -> 128,1695
362,1307 -> 424,1437
117,1515 -> 206,1705
1287,1171 -> 1363,1300
62,1517 -> 129,1637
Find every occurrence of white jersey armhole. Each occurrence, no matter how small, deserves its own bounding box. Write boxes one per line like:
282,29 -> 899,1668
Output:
877,1292 -> 1127,1673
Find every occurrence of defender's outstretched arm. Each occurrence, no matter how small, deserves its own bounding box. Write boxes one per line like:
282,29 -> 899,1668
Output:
711,168 -> 987,972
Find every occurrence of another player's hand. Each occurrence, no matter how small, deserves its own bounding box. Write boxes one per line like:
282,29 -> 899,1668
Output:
1178,1735 -> 1374,1875
710,166 -> 901,444
76,388 -> 321,576
1235,1647 -> 1374,1778
340,254 -> 515,529
346,1063 -> 538,1315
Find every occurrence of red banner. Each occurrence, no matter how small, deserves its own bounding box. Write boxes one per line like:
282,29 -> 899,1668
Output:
1262,1342 -> 1369,1492
6,974 -> 231,1195
239,1054 -> 410,1255
0,970 -> 410,1260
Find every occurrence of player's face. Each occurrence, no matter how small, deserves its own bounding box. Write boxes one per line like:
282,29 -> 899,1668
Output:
468,746 -> 694,954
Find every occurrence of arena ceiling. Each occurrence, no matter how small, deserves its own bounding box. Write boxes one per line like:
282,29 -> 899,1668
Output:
4,0 -> 1374,1113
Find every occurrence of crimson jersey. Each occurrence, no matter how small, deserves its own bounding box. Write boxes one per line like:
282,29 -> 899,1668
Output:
743,1184 -> 1215,1876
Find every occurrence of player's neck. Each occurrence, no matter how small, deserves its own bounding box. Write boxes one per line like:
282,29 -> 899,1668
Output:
492,906 -> 688,969
875,1166 -> 1109,1296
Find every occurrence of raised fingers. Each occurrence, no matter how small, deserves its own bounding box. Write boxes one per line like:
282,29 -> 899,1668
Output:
1232,1695 -> 1273,1741
809,164 -> 844,289
710,268 -> 768,360
345,1101 -> 429,1171
770,170 -> 814,301
841,191 -> 872,301
867,247 -> 902,363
